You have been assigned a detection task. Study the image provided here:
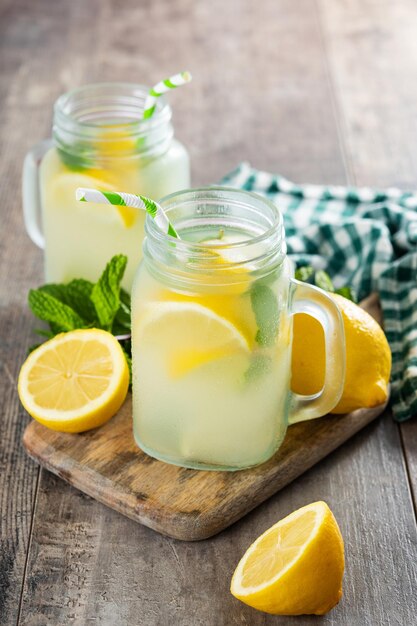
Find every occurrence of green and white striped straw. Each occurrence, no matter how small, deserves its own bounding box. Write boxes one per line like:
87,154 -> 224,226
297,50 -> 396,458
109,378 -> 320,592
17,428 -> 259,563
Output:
75,188 -> 179,238
143,71 -> 192,119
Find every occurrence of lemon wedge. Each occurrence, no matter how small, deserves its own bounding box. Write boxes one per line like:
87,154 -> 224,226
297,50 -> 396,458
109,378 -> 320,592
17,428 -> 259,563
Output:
231,501 -> 344,615
18,329 -> 129,432
135,301 -> 251,378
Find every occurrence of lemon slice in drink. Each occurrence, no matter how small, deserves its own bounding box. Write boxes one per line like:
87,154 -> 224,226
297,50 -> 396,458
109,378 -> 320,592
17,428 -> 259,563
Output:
231,501 -> 344,615
50,171 -> 137,228
18,329 -> 129,433
135,302 -> 251,378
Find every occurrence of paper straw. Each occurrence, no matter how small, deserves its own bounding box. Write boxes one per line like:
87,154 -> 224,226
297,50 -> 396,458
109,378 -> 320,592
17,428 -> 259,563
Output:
143,71 -> 192,119
76,188 -> 179,238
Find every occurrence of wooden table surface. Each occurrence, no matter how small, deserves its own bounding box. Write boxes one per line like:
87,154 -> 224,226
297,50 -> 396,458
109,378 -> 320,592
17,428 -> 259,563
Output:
1,1 -> 416,624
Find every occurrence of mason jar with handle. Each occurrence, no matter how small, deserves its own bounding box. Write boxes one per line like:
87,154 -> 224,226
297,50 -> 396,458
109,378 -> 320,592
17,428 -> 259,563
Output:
22,83 -> 190,290
131,187 -> 346,471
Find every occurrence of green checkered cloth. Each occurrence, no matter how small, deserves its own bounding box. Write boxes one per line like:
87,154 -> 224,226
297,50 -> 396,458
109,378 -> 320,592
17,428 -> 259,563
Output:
221,162 -> 417,422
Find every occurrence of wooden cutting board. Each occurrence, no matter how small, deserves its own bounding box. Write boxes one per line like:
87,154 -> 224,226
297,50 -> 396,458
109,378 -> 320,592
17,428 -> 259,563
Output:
22,295 -> 387,541
23,400 -> 387,540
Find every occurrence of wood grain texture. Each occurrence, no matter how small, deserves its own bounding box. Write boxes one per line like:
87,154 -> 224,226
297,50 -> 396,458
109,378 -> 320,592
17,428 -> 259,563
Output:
318,0 -> 417,189
22,398 -> 387,541
20,296 -> 385,542
0,0 -> 50,621
19,416 -> 417,626
0,0 -> 415,623
399,420 -> 417,514
317,0 -> 417,509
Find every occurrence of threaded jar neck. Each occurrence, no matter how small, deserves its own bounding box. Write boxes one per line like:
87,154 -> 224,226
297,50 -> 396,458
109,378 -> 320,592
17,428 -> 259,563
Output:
53,82 -> 174,163
144,187 -> 286,290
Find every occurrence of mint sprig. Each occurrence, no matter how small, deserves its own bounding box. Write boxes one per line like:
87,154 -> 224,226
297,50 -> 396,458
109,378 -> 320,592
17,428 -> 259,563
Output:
90,255 -> 128,330
294,265 -> 314,283
243,279 -> 280,386
244,353 -> 272,384
28,290 -> 87,332
64,279 -> 97,322
250,282 -> 280,347
295,265 -> 357,302
314,270 -> 335,293
245,264 -> 356,386
57,146 -> 93,172
28,255 -> 132,381
112,289 -> 131,336
334,285 -> 356,301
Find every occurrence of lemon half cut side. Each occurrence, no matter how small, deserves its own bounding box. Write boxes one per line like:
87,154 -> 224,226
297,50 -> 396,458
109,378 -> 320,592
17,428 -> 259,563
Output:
18,329 -> 129,433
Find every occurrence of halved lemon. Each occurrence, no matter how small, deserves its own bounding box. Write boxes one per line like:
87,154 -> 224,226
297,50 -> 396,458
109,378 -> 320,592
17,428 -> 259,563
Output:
135,301 -> 251,378
18,329 -> 129,433
231,501 -> 344,615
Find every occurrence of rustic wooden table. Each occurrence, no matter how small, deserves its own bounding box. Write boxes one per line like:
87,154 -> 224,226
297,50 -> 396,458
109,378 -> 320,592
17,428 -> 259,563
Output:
1,1 -> 416,624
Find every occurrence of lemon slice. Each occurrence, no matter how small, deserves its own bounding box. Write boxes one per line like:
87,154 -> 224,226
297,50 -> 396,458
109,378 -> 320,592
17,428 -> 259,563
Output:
135,302 -> 250,378
18,329 -> 129,433
50,171 -> 137,228
50,170 -> 114,192
231,501 -> 344,615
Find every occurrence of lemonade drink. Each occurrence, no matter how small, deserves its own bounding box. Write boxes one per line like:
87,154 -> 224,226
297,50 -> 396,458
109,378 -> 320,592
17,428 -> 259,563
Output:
132,188 -> 346,470
132,249 -> 291,470
132,189 -> 292,470
25,84 -> 190,290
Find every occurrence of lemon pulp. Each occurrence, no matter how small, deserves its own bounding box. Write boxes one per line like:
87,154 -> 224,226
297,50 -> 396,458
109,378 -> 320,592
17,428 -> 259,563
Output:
18,329 -> 129,432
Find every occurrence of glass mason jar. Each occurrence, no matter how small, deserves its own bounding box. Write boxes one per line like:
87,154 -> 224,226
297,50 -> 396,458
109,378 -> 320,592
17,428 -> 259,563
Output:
22,83 -> 190,290
131,187 -> 346,471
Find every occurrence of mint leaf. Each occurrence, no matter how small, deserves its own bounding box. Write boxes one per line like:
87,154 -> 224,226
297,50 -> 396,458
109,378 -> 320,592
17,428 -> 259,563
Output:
57,146 -> 93,172
250,282 -> 279,347
112,289 -> 131,335
38,280 -> 97,323
295,266 -> 314,283
244,353 -> 272,384
65,279 -> 97,323
27,255 -> 132,381
38,283 -> 70,305
28,290 -> 86,332
90,255 -> 128,330
34,328 -> 55,339
296,264 -> 356,303
49,321 -> 66,335
335,286 -> 357,303
28,343 -> 42,354
120,288 -> 131,311
315,270 -> 335,292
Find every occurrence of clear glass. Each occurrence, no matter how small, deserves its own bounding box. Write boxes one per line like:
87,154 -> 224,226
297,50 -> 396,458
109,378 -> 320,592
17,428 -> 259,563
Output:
27,83 -> 190,289
131,188 -> 345,471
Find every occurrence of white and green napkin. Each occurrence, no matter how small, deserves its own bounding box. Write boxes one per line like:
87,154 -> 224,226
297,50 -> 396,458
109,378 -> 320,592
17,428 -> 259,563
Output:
222,162 -> 417,422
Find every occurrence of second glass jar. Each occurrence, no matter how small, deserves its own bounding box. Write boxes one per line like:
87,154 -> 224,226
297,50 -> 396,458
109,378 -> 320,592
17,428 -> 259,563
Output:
23,82 -> 190,289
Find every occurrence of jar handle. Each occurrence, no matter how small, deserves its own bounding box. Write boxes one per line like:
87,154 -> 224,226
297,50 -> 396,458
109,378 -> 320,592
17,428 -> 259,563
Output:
22,139 -> 52,249
288,279 -> 346,424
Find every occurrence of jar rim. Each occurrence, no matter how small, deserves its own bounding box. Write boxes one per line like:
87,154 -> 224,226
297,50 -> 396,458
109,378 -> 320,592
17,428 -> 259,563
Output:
53,82 -> 174,159
54,82 -> 171,131
144,187 -> 285,286
146,186 -> 284,252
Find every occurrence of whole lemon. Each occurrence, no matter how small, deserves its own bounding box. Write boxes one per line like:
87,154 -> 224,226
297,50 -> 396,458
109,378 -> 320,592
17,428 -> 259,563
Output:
291,293 -> 391,414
